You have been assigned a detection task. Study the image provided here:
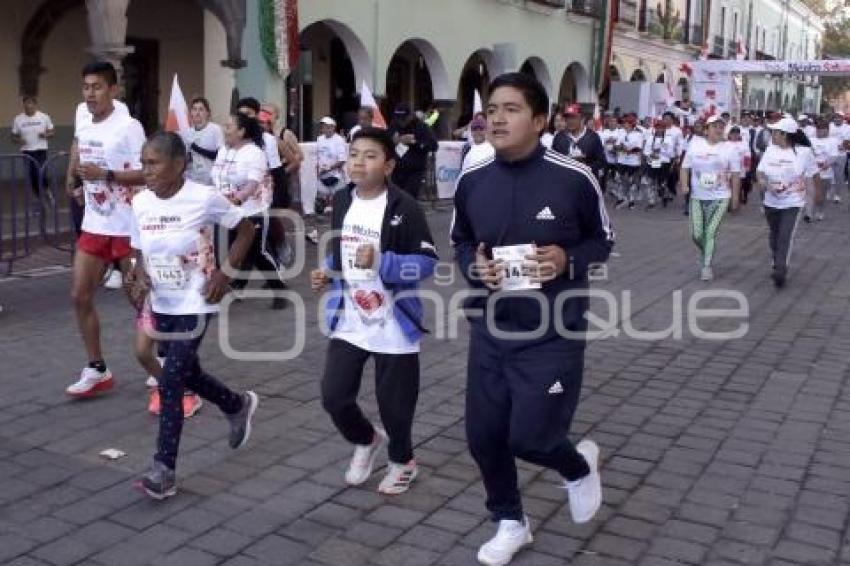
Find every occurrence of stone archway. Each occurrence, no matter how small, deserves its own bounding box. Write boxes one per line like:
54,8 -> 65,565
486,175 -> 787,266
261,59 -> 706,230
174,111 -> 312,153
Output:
299,19 -> 374,136
456,49 -> 494,127
19,0 -> 83,96
519,57 -> 554,101
385,38 -> 451,115
559,62 -> 591,104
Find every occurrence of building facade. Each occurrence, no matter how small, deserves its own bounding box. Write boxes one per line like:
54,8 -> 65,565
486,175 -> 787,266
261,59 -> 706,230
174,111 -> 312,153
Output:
707,0 -> 824,112
0,0 -> 828,154
0,0 -> 602,148
277,0 -> 600,139
0,0 -> 242,152
607,0 -> 707,104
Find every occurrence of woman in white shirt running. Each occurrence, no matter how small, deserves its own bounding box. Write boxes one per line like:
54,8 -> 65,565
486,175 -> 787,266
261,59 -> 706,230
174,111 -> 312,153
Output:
679,115 -> 741,281
126,132 -> 258,499
756,117 -> 818,288
210,113 -> 286,308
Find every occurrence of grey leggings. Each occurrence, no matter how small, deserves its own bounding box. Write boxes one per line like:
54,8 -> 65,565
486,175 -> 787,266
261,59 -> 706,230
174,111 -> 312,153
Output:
764,206 -> 803,275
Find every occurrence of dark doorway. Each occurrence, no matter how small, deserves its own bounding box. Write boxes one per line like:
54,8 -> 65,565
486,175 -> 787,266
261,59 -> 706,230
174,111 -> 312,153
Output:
386,56 -> 411,117
330,37 -> 357,132
457,53 -> 489,129
124,38 -> 159,134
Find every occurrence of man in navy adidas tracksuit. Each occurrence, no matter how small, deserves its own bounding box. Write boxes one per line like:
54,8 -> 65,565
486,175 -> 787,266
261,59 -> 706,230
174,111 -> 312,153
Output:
452,73 -> 614,566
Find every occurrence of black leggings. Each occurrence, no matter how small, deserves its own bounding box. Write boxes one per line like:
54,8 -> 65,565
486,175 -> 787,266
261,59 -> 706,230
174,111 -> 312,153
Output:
229,215 -> 285,291
320,339 -> 420,464
154,314 -> 244,470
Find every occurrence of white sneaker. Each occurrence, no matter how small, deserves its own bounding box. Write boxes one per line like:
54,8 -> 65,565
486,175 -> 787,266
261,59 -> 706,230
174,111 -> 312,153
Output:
566,439 -> 602,524
103,269 -> 123,289
834,195 -> 842,203
700,266 -> 713,281
344,427 -> 387,485
305,228 -> 319,244
378,460 -> 418,495
477,517 -> 533,566
66,367 -> 114,398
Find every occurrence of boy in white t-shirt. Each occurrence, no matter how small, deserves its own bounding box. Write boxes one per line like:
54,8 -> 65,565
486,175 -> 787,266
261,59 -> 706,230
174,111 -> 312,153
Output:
311,127 -> 437,496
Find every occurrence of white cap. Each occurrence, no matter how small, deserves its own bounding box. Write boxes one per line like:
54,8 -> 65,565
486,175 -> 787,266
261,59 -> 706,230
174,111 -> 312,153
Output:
797,114 -> 809,121
705,115 -> 724,125
768,117 -> 799,134
319,116 -> 336,126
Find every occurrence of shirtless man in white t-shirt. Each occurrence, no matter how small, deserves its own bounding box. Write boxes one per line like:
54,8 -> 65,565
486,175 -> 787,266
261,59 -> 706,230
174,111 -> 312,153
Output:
64,62 -> 146,398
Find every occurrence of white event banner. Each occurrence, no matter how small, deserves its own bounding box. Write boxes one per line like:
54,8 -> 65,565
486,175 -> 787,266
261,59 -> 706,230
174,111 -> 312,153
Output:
298,141 -> 465,201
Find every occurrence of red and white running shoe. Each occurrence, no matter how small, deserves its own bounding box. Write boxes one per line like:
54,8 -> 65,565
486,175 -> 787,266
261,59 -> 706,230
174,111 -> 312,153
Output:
66,367 -> 114,398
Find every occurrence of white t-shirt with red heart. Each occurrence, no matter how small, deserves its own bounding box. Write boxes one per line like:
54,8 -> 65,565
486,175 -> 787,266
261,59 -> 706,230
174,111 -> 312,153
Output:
682,137 -> 741,200
75,108 -> 146,236
810,136 -> 841,180
130,180 -> 243,315
331,189 -> 418,354
757,145 -> 818,209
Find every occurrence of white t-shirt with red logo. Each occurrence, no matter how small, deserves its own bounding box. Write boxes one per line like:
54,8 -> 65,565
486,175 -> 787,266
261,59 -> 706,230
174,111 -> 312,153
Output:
757,145 -> 818,209
210,143 -> 272,217
682,137 -> 741,200
12,111 -> 53,151
616,129 -> 645,167
130,180 -> 243,315
331,189 -> 417,354
726,140 -> 753,173
600,128 -> 620,163
810,136 -> 841,180
75,108 -> 146,236
182,122 -> 224,185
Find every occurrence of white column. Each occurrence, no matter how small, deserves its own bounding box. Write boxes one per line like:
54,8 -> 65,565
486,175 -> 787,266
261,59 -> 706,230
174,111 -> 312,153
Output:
85,0 -> 134,79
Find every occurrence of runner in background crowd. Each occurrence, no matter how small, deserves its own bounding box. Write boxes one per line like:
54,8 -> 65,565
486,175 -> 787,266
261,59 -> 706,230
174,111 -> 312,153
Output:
11,95 -> 54,201
389,103 -> 438,200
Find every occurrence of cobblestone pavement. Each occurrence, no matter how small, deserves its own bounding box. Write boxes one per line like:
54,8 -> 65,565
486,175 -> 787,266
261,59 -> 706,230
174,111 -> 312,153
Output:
3,198 -> 850,566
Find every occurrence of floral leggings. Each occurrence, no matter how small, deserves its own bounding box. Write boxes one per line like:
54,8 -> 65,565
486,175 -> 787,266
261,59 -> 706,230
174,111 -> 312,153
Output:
689,198 -> 730,268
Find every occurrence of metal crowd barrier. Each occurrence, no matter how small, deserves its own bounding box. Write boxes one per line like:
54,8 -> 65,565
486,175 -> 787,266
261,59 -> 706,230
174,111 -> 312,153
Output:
0,152 -> 74,275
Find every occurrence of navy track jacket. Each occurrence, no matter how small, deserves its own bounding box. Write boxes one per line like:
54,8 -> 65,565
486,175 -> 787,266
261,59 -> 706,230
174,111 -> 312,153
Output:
451,144 -> 615,348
